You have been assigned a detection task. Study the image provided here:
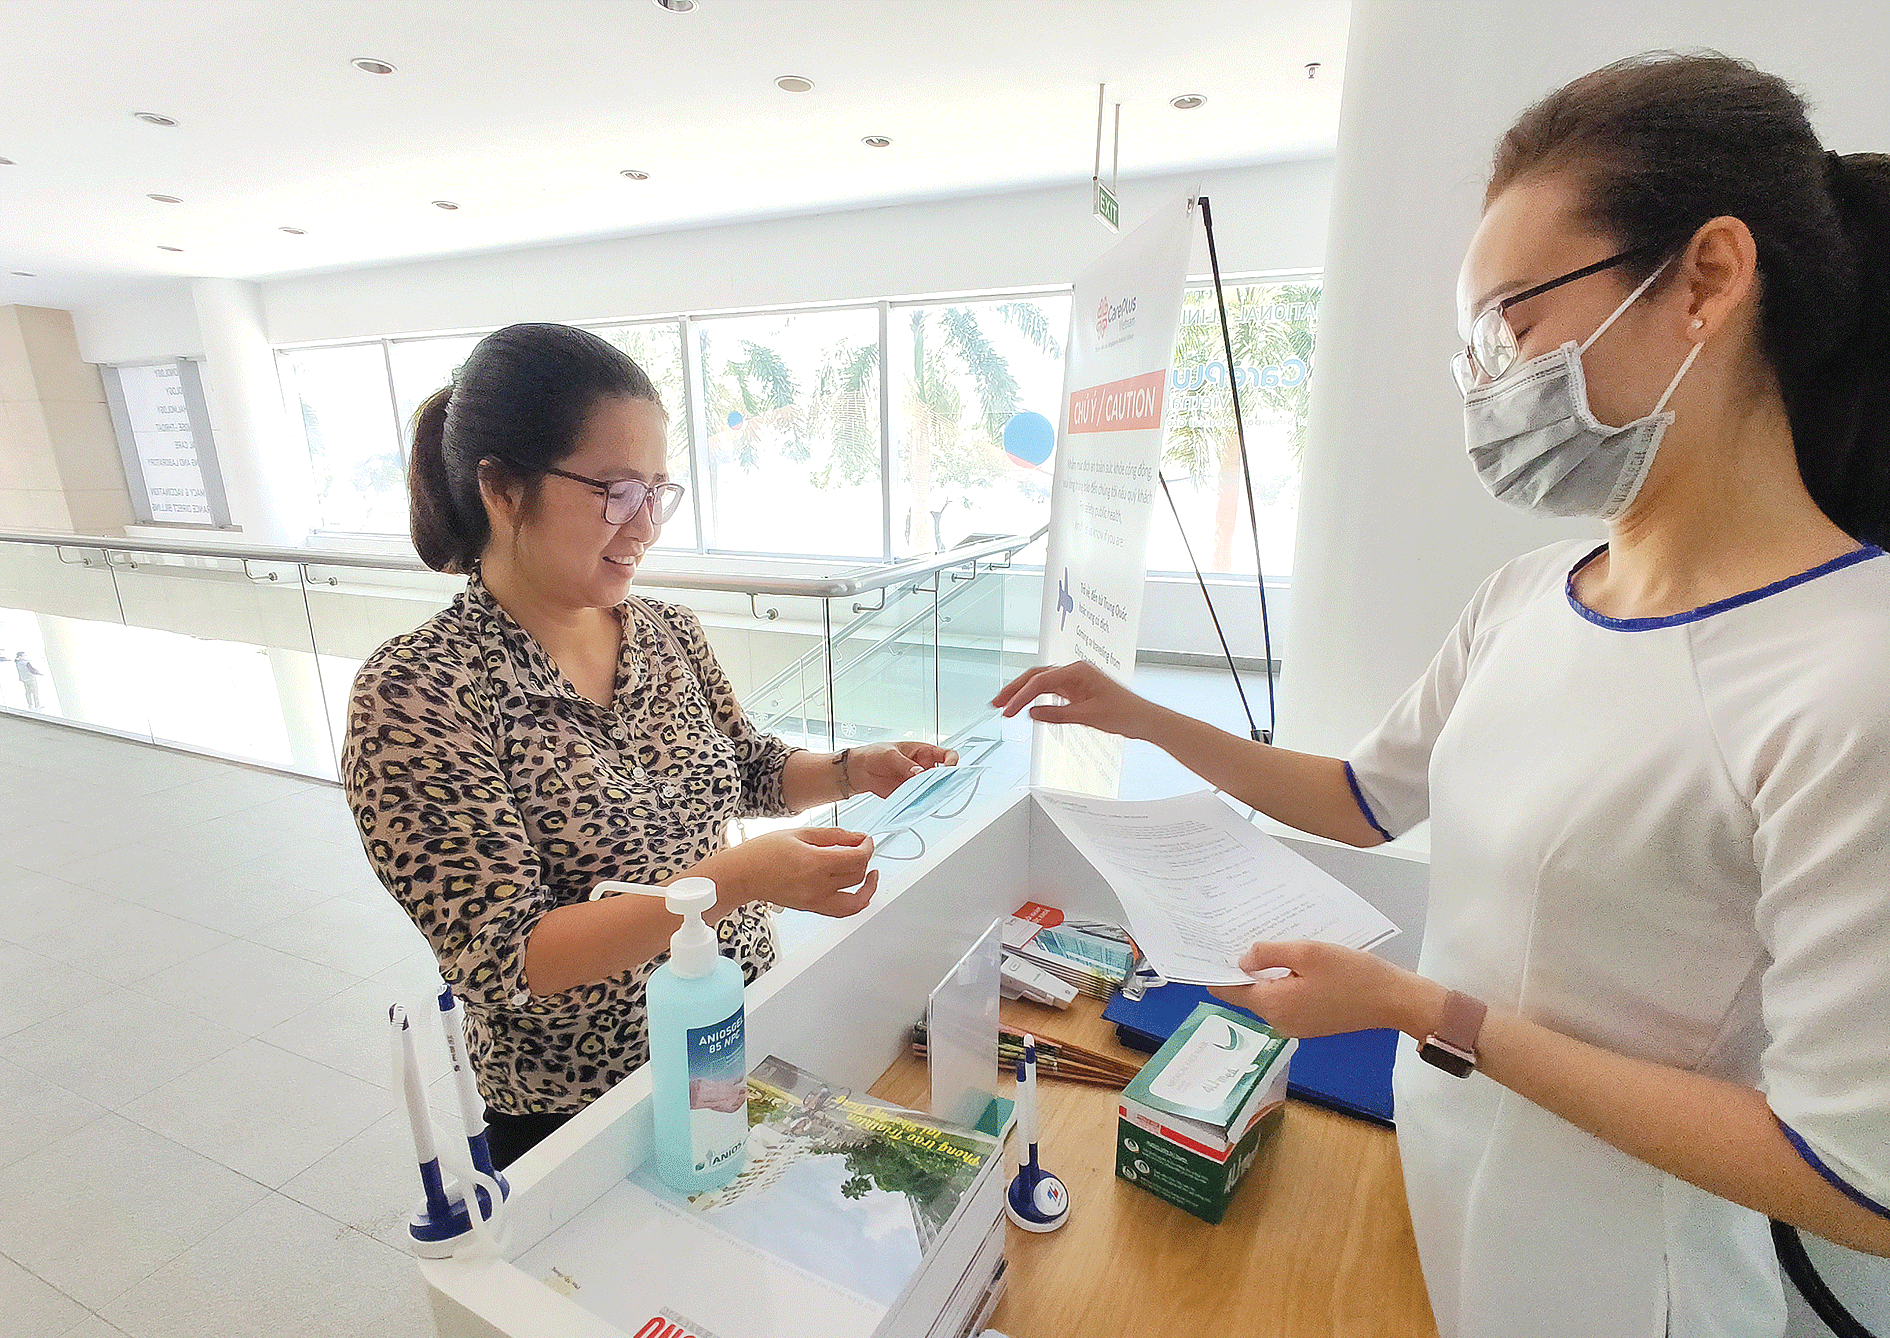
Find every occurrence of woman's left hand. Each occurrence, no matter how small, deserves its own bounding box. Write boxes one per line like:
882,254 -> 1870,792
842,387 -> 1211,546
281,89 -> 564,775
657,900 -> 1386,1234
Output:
1207,940 -> 1444,1039
849,742 -> 959,799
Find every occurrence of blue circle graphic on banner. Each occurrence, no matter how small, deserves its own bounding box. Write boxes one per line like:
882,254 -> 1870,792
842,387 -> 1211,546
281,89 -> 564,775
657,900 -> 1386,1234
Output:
1002,411 -> 1054,468
726,410 -> 744,429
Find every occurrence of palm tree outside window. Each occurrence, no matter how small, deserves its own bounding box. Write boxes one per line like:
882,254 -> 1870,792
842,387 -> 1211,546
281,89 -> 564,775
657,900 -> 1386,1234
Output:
883,297 -> 1069,556
694,308 -> 884,558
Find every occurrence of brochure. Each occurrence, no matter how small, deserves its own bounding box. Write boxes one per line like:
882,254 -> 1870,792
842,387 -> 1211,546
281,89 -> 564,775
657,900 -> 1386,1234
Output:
514,1056 -> 1001,1338
1002,900 -> 1134,999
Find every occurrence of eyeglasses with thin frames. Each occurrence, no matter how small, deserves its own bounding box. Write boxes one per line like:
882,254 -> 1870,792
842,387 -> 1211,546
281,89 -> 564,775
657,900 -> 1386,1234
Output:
492,459 -> 687,525
1452,243 -> 1664,395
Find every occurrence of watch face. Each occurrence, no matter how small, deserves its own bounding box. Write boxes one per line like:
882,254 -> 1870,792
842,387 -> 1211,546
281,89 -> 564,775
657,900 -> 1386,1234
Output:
1419,1039 -> 1475,1078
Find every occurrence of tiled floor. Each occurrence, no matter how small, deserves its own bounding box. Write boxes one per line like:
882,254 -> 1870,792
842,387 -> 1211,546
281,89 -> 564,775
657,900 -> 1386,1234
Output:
0,659 -> 1288,1338
0,714 -> 446,1338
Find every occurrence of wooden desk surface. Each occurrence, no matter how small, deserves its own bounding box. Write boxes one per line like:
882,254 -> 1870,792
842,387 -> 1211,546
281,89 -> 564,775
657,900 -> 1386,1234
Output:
869,995 -> 1437,1338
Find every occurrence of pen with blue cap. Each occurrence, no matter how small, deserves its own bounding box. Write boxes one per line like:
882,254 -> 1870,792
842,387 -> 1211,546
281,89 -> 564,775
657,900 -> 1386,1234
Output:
391,1004 -> 455,1235
1005,1032 -> 1071,1232
438,985 -> 507,1214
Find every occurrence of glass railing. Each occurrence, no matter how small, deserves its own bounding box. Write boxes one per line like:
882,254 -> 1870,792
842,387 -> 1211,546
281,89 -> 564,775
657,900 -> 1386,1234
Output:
0,527 -> 1044,784
745,532 -> 1038,758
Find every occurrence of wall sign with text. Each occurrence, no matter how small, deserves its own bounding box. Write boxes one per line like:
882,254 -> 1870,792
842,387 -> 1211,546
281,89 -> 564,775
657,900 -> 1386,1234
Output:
103,360 -> 232,527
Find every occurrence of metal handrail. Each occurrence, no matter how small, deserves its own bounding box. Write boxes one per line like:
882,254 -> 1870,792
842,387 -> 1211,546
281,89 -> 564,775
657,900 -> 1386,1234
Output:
0,524 -> 1048,600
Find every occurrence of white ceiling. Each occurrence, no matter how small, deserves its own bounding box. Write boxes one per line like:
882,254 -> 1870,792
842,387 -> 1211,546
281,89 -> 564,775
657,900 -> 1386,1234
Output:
0,0 -> 1347,310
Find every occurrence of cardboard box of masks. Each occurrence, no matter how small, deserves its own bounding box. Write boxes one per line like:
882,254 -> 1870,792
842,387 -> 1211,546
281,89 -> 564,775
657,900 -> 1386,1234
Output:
1116,1002 -> 1296,1224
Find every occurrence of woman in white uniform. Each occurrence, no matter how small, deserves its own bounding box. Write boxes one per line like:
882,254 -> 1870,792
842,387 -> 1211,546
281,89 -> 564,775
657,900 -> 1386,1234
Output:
993,53 -> 1890,1337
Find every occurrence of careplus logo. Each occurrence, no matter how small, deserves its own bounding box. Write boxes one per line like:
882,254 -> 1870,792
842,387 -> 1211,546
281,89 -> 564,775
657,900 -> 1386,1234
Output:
632,1317 -> 709,1338
1095,293 -> 1138,338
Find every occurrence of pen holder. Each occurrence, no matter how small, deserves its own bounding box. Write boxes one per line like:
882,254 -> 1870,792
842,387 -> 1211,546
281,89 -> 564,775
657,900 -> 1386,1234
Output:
408,1160 -> 510,1259
390,999 -> 512,1259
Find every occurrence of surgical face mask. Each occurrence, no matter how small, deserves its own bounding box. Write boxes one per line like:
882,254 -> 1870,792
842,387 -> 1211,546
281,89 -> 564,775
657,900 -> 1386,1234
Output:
854,765 -> 987,862
1462,259 -> 1703,520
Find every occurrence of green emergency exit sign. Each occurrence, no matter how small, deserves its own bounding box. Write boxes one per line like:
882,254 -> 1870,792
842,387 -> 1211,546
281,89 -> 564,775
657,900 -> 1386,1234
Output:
1093,179 -> 1120,233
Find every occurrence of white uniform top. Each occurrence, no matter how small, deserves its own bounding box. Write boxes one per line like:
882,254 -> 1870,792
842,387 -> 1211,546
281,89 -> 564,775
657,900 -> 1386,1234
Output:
1347,539 -> 1890,1338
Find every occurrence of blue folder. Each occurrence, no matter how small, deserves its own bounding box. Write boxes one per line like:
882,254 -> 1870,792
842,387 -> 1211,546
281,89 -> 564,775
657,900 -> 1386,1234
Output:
1103,982 -> 1397,1127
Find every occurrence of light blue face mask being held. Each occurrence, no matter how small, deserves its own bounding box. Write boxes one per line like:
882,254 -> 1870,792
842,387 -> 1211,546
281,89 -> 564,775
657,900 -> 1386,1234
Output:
1459,254 -> 1704,520
854,765 -> 988,862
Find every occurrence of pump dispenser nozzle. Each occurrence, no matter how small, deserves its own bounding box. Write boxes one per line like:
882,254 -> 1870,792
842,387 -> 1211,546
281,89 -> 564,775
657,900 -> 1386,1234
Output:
592,877 -> 720,978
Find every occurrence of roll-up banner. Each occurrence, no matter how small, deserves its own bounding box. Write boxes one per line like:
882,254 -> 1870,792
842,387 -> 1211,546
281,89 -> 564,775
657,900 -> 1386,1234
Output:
1032,194 -> 1195,795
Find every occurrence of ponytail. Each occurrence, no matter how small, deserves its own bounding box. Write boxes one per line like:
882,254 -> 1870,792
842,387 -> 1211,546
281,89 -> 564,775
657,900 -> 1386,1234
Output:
1490,54 -> 1890,548
1799,152 -> 1890,549
401,324 -> 663,574
408,384 -> 485,574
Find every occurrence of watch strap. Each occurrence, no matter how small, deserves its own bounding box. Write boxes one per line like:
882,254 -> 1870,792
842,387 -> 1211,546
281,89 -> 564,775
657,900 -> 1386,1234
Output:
1419,990 -> 1488,1078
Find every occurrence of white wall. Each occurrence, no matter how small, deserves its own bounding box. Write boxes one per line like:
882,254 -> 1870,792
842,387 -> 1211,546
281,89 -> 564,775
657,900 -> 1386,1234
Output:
72,283 -> 207,365
1281,0 -> 1890,758
189,278 -> 318,544
72,159 -> 1332,360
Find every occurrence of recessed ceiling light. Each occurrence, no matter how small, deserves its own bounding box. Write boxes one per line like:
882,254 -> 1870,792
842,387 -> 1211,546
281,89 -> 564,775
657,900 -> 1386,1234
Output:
1170,94 -> 1206,110
147,193 -> 183,204
432,200 -> 460,210
279,226 -> 306,235
133,112 -> 177,127
157,245 -> 183,252
861,135 -> 892,148
10,271 -> 33,277
620,169 -> 650,181
653,0 -> 697,11
0,158 -> 15,166
775,75 -> 815,94
352,57 -> 396,75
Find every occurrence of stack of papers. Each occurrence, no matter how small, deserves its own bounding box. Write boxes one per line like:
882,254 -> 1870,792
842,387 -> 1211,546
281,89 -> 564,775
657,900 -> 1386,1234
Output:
1033,789 -> 1399,987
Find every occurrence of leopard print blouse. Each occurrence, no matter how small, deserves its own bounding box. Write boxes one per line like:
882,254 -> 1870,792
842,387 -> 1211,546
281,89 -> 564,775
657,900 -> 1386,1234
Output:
342,572 -> 797,1115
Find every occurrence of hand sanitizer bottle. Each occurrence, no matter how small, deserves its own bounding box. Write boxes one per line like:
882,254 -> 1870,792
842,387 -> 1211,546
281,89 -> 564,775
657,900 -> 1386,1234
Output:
593,877 -> 749,1193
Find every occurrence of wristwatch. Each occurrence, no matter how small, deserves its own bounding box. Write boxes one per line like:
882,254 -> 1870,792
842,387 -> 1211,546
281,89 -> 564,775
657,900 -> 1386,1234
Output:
1418,990 -> 1488,1078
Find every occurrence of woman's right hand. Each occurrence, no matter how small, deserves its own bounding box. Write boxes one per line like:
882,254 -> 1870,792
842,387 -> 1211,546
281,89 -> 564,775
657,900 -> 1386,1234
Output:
990,661 -> 1159,740
704,828 -> 879,918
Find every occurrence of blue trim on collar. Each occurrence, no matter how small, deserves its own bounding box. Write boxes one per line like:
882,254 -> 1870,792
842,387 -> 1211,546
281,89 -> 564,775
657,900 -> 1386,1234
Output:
1343,761 -> 1395,844
1565,543 -> 1885,632
1779,1122 -> 1890,1222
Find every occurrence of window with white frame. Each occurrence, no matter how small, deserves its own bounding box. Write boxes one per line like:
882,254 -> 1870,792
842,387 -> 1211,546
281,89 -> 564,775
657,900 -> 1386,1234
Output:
276,343 -> 405,535
272,274 -> 1319,573
688,306 -> 881,558
385,334 -> 481,436
886,295 -> 1070,556
1148,274 -> 1321,580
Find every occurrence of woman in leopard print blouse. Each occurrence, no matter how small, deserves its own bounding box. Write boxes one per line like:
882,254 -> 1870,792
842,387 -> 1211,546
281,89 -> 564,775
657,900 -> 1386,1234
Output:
343,323 -> 955,1168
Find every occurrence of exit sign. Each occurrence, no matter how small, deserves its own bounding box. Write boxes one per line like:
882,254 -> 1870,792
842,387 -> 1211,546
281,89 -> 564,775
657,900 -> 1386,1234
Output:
1093,179 -> 1120,233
